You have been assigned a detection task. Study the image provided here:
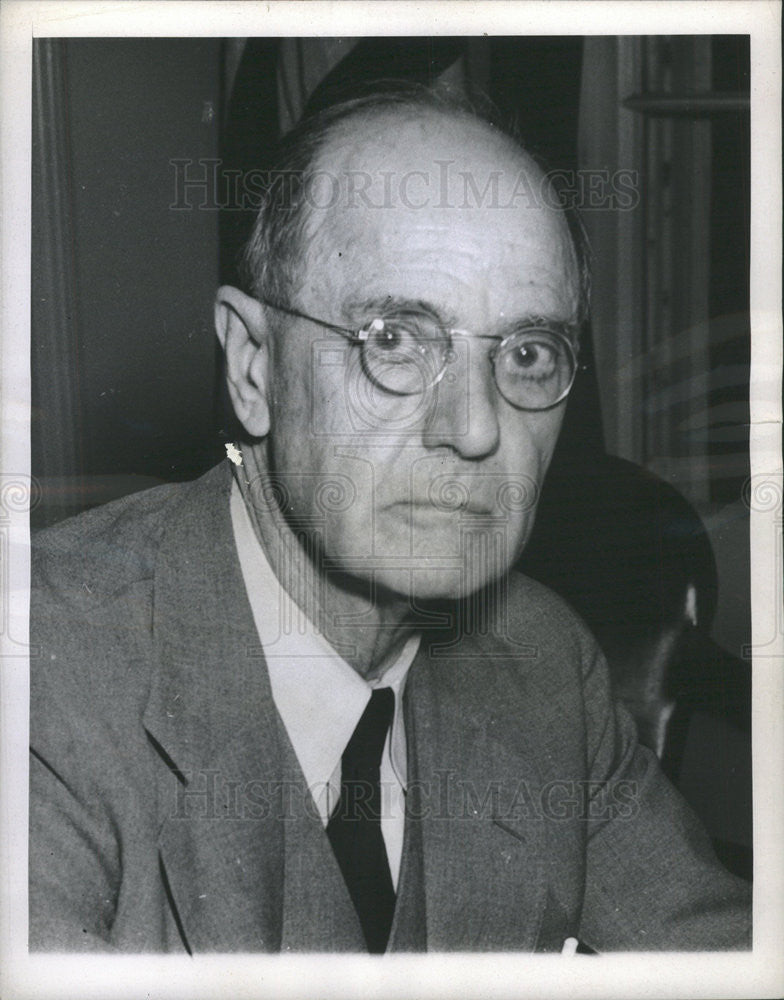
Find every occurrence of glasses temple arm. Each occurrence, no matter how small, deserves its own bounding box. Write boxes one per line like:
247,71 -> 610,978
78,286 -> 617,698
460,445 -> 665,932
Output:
257,298 -> 363,342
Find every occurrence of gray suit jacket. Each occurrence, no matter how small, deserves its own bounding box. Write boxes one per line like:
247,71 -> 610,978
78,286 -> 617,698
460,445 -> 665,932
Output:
30,463 -> 751,952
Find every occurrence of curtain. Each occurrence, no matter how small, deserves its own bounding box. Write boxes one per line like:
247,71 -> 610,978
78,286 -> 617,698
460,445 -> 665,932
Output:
31,39 -> 84,525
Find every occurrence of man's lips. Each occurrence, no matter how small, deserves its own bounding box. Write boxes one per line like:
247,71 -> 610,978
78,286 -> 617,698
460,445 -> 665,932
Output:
386,498 -> 495,516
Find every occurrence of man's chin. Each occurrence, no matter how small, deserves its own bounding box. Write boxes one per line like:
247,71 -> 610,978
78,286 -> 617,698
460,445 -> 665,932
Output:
373,563 -> 516,606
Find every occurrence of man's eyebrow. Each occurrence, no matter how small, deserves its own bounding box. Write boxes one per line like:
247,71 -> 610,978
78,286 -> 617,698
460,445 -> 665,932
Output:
500,314 -> 580,338
342,295 -> 458,328
342,295 -> 578,339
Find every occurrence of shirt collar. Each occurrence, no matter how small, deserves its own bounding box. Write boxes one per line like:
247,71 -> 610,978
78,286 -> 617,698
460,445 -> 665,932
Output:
229,479 -> 419,794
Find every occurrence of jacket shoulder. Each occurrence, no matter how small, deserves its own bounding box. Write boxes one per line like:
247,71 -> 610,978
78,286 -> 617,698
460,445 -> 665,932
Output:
30,465 -> 230,744
32,460 -> 231,616
33,481 -> 183,608
505,570 -> 601,661
30,482 -> 185,723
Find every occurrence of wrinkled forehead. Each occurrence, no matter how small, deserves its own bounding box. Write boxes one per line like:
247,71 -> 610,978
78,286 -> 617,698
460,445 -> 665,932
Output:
298,107 -> 579,316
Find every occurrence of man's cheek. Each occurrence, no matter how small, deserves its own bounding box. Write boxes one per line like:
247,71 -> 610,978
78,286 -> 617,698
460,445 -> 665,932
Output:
321,495 -> 378,560
306,342 -> 421,437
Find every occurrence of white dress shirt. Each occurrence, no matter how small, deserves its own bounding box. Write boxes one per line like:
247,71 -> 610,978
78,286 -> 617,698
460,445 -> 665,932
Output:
230,481 -> 420,888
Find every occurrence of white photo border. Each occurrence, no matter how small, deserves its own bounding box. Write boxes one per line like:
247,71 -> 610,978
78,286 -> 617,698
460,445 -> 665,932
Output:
2,2 -> 781,998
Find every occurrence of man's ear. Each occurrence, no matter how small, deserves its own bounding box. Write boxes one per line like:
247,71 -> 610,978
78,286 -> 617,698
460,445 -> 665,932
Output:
215,285 -> 271,437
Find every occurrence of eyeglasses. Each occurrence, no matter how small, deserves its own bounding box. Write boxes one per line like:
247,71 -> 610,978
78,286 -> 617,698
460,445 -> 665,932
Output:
259,298 -> 579,412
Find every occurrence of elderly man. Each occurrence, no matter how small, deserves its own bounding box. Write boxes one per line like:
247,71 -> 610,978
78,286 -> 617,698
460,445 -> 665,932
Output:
30,88 -> 751,953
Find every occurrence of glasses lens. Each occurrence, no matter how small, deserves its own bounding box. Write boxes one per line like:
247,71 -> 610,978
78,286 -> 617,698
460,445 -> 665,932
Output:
494,329 -> 576,410
361,316 -> 447,396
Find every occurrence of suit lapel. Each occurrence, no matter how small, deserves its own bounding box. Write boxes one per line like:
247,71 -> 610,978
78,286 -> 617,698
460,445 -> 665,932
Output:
275,725 -> 366,952
407,634 -> 556,951
143,464 -> 286,952
387,754 -> 428,952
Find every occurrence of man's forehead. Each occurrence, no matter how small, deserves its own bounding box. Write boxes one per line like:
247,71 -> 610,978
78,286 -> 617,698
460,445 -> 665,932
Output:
297,106 -> 579,322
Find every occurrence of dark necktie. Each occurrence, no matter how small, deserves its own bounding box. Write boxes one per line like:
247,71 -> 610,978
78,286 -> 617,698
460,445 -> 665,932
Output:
327,687 -> 396,953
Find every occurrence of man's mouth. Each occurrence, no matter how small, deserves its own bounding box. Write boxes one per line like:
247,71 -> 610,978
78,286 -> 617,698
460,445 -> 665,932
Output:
388,498 -> 495,516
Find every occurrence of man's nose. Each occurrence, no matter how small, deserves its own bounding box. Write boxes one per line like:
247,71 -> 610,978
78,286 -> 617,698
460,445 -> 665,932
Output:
421,340 -> 500,459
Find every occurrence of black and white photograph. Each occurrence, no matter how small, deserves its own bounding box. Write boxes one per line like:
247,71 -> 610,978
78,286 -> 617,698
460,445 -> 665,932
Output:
1,2 -> 782,998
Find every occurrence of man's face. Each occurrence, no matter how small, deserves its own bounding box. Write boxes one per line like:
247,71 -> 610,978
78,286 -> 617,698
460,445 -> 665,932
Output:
262,110 -> 580,602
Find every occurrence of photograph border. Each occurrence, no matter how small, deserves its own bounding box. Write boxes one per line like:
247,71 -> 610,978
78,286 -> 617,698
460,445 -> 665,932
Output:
2,2 -> 782,998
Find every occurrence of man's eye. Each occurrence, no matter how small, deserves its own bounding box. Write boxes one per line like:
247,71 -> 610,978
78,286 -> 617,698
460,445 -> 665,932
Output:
368,316 -> 437,354
361,317 -> 444,395
504,335 -> 560,379
372,320 -> 419,354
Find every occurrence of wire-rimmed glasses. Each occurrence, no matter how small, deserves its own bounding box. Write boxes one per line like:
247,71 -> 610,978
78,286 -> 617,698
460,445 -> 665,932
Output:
259,298 -> 579,412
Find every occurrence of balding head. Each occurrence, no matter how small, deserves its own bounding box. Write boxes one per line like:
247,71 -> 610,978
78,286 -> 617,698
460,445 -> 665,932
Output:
241,87 -> 589,332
